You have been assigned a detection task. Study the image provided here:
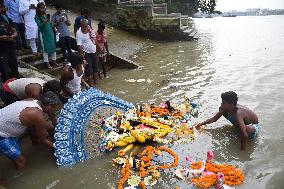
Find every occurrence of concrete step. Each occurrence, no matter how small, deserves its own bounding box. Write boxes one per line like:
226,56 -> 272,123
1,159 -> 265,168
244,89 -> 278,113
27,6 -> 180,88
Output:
42,65 -> 64,76
152,15 -> 180,19
32,58 -> 66,77
182,28 -> 197,38
188,30 -> 197,37
31,54 -> 65,67
18,48 -> 62,61
180,26 -> 189,31
17,49 -> 32,56
183,28 -> 194,34
19,54 -> 42,64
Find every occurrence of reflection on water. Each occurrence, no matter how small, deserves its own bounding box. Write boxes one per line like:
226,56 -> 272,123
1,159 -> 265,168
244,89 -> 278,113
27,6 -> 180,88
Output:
1,15 -> 284,189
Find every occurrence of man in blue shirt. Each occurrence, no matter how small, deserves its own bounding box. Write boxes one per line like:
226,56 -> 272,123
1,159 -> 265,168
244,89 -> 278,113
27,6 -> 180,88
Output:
52,3 -> 72,63
4,0 -> 27,49
74,8 -> 91,36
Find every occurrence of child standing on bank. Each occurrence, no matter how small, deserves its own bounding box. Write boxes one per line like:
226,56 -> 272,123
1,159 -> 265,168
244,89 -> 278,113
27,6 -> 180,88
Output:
95,20 -> 109,78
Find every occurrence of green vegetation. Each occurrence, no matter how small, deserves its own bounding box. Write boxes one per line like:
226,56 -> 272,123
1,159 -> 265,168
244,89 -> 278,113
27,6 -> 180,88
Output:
153,0 -> 221,16
198,0 -> 222,15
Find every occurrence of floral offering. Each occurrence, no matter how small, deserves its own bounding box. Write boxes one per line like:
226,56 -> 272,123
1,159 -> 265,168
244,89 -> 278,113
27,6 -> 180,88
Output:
174,151 -> 245,188
97,100 -> 199,153
114,146 -> 179,189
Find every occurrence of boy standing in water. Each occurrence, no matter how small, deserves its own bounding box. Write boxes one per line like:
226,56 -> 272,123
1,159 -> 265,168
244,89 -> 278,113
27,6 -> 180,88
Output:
195,91 -> 260,150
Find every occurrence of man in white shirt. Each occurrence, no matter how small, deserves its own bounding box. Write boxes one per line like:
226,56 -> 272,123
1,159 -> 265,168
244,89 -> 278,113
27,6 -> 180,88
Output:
0,91 -> 60,170
19,0 -> 40,54
76,19 -> 99,87
0,78 -> 61,105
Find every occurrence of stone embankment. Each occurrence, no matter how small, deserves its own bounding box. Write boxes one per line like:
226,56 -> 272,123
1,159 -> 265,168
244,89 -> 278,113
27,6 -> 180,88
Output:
46,0 -> 198,40
18,38 -> 139,81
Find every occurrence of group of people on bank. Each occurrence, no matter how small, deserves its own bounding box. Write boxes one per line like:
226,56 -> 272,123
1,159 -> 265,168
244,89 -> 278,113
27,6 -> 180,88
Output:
1,0 -> 109,86
0,0 -> 110,171
0,61 -> 94,170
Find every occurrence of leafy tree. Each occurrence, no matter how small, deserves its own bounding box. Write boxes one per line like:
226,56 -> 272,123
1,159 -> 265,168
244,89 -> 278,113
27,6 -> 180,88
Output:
153,0 -> 221,16
198,0 -> 221,15
153,0 -> 199,16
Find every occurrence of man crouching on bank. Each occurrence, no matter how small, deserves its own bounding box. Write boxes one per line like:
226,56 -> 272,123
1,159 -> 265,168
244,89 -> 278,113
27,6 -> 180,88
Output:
0,91 -> 61,169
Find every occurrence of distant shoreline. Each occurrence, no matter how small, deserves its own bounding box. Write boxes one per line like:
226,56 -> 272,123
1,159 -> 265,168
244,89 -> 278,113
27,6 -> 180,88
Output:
193,14 -> 284,18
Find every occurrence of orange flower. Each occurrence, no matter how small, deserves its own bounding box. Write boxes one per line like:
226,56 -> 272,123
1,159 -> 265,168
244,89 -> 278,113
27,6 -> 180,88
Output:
192,174 -> 217,188
190,161 -> 244,188
204,162 -> 244,186
150,107 -> 170,116
154,146 -> 179,169
117,157 -> 131,189
190,161 -> 203,170
139,181 -> 146,189
138,146 -> 179,178
118,150 -> 125,157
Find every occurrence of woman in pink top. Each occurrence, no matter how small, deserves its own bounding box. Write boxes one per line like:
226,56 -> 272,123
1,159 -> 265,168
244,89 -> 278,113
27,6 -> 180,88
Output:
95,20 -> 109,78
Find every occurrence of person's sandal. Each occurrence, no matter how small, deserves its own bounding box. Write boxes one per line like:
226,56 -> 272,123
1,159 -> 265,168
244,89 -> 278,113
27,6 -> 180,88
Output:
44,62 -> 52,69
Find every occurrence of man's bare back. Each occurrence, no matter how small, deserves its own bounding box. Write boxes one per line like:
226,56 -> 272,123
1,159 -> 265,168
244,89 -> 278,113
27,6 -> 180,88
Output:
195,91 -> 260,150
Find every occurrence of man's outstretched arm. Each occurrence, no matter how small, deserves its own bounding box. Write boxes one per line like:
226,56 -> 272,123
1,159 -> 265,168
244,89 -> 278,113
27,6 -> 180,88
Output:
32,110 -> 54,149
236,114 -> 248,150
195,108 -> 224,129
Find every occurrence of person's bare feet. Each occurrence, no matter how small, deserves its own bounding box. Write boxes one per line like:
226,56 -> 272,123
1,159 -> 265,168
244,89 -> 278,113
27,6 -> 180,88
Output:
15,155 -> 26,170
44,62 -> 53,69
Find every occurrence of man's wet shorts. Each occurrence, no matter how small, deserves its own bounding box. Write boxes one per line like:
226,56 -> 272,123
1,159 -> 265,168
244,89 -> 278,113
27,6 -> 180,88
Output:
0,136 -> 21,160
248,123 -> 261,140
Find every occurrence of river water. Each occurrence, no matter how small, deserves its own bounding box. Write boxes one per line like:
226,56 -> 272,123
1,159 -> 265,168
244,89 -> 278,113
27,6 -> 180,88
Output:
1,15 -> 284,189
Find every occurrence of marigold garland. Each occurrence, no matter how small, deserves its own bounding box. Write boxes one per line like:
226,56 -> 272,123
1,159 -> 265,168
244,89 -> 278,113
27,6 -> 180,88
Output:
117,156 -> 131,189
116,146 -> 180,189
139,146 -> 156,178
205,163 -> 244,186
139,146 -> 179,178
137,107 -> 183,118
192,174 -> 217,188
137,112 -> 152,117
190,162 -> 244,188
153,146 -> 179,169
190,161 -> 203,170
150,107 -> 170,115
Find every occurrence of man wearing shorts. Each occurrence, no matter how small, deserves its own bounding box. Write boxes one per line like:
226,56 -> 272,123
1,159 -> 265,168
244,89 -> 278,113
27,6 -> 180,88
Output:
195,91 -> 260,150
0,91 -> 61,169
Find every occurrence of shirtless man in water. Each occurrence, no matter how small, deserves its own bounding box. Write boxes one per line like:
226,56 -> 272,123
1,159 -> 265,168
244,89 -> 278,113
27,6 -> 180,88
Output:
195,91 -> 260,150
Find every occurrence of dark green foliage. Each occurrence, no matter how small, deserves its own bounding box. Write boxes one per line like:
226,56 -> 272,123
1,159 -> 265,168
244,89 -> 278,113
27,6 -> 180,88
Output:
198,0 -> 219,15
153,0 -> 198,16
153,0 -> 221,16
